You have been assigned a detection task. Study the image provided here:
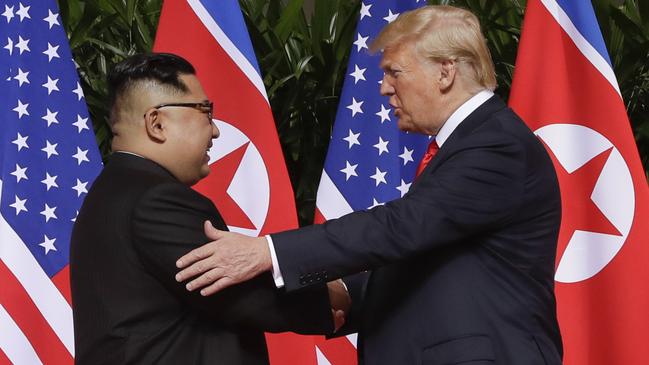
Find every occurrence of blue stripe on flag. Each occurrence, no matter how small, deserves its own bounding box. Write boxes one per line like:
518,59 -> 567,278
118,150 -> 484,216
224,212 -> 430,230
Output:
198,0 -> 262,76
556,0 -> 612,66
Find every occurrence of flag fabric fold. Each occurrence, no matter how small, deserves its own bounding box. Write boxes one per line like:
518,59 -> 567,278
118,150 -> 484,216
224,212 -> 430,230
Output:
510,1 -> 649,364
0,0 -> 103,363
153,0 -> 322,363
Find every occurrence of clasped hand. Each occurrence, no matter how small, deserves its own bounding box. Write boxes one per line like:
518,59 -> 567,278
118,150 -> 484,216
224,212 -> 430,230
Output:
175,221 -> 350,331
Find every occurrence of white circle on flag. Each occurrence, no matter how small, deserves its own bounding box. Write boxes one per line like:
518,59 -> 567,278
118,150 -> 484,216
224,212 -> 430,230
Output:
208,119 -> 270,237
535,124 -> 635,283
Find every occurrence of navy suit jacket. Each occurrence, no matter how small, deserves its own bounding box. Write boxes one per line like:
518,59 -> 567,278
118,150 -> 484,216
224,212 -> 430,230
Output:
272,96 -> 563,364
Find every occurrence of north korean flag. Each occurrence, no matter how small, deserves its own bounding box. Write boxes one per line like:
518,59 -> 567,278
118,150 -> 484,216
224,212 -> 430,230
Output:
153,1 -> 320,364
510,1 -> 649,364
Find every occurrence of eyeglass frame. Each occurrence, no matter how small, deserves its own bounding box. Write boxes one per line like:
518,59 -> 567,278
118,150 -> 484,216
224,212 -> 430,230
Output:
147,101 -> 214,120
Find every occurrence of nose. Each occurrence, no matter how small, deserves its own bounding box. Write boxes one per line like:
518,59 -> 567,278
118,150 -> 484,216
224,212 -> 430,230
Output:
211,120 -> 220,139
379,75 -> 394,96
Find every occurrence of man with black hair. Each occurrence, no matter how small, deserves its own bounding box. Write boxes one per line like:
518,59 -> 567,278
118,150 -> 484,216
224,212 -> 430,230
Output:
70,53 -> 345,365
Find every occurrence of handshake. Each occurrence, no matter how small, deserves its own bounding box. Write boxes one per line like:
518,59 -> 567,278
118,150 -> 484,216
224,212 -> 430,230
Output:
176,221 -> 351,332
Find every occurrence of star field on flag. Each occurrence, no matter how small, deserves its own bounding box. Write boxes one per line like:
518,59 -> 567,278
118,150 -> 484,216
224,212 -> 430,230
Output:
322,0 -> 429,213
1,1 -> 103,363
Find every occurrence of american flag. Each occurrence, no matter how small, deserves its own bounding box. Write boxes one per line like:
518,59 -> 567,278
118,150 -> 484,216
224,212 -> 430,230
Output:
315,0 -> 429,223
312,1 -> 429,364
0,0 -> 102,363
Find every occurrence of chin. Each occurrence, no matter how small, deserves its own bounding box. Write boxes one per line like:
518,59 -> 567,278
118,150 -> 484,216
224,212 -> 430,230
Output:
397,120 -> 414,133
200,165 -> 211,178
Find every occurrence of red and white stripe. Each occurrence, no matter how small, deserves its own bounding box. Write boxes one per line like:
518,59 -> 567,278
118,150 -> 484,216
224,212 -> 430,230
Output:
186,0 -> 269,102
0,180 -> 74,364
314,171 -> 354,222
540,0 -> 620,96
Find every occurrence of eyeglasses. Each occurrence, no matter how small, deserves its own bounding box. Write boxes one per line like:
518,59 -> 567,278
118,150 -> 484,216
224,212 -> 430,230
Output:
151,101 -> 213,120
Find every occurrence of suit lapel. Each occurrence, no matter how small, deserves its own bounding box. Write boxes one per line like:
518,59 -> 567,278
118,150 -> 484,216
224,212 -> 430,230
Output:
416,95 -> 508,180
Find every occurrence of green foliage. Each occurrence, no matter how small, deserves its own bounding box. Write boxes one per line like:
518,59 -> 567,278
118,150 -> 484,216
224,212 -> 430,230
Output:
61,0 -> 648,226
59,0 -> 163,157
239,0 -> 359,225
593,0 -> 649,174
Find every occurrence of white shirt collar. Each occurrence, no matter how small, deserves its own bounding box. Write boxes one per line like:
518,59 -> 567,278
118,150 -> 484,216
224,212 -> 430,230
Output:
434,89 -> 494,147
114,150 -> 145,158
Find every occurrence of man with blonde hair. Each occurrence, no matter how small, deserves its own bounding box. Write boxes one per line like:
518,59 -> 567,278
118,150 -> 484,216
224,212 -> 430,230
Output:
174,5 -> 563,364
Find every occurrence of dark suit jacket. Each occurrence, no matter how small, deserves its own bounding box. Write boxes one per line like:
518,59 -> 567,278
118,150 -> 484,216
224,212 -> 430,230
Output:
70,153 -> 332,365
272,96 -> 563,364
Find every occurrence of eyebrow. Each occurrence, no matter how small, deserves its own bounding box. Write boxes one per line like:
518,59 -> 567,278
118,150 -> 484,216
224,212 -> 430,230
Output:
381,62 -> 402,71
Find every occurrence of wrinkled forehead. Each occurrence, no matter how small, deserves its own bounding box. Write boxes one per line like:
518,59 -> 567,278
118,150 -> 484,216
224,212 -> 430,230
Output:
379,41 -> 418,70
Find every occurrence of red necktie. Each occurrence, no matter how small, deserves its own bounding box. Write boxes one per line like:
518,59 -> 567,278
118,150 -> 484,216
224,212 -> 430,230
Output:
415,140 -> 439,177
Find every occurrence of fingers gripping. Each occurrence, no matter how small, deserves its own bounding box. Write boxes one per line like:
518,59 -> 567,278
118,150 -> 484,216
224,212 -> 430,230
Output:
200,277 -> 235,296
176,248 -> 204,269
176,253 -> 215,282
185,267 -> 224,291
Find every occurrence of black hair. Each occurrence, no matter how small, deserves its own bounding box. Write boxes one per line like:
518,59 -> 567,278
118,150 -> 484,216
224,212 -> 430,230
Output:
107,53 -> 196,116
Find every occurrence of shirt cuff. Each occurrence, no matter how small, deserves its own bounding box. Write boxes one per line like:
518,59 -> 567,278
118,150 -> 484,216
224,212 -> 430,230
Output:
266,235 -> 285,288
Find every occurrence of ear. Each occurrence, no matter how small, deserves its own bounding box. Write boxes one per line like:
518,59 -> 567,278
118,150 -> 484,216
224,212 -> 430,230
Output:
438,59 -> 457,91
143,108 -> 166,143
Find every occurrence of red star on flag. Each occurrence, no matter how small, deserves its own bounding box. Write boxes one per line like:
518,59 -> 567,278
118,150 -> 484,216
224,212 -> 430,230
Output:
194,142 -> 256,230
545,145 -> 622,260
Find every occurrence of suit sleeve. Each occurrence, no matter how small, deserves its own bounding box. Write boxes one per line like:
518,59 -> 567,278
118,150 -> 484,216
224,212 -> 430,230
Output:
273,130 -> 527,291
131,182 -> 333,334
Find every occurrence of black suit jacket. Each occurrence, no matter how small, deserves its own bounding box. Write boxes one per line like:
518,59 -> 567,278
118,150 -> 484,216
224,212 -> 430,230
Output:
272,96 -> 563,364
70,153 -> 332,365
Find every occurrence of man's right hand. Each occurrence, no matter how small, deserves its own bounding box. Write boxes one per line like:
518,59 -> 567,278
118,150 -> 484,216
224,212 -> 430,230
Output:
327,280 -> 351,332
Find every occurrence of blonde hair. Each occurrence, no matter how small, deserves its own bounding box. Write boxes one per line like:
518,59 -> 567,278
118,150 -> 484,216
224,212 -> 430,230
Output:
371,5 -> 497,91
